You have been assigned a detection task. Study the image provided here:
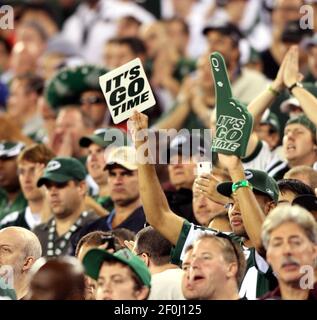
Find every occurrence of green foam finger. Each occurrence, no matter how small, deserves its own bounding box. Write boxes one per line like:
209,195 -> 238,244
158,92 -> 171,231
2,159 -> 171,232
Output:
210,52 -> 233,104
209,52 -> 253,158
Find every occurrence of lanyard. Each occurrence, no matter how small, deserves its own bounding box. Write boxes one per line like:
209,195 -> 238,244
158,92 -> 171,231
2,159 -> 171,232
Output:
46,211 -> 89,257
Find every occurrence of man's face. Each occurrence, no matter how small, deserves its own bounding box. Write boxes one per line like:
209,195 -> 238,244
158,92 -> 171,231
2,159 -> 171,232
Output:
166,20 -> 188,54
54,109 -> 87,156
45,180 -> 84,218
117,44 -> 137,66
189,238 -> 232,299
80,90 -> 107,127
96,262 -> 145,300
102,42 -> 122,70
266,221 -> 317,286
86,143 -> 107,184
18,160 -> 43,201
205,31 -> 238,67
182,248 -> 200,300
7,79 -> 32,119
227,193 -> 272,236
283,124 -> 316,164
108,167 -> 139,206
168,154 -> 196,190
255,124 -> 280,150
0,229 -> 25,279
272,0 -> 303,30
193,190 -> 224,227
0,157 -> 20,192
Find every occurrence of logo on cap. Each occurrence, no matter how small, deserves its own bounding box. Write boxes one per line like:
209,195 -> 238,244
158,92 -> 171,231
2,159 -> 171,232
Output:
46,160 -> 61,172
266,188 -> 274,195
245,170 -> 253,180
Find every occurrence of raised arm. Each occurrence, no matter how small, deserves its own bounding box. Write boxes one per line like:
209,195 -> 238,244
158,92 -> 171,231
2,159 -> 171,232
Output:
129,111 -> 185,245
283,45 -> 317,126
219,154 -> 266,253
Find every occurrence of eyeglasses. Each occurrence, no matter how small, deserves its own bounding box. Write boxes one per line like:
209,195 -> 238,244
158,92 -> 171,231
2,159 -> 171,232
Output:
80,96 -> 104,105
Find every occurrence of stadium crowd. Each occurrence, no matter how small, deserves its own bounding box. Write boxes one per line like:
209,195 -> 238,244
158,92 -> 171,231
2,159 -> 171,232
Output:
1,0 -> 317,300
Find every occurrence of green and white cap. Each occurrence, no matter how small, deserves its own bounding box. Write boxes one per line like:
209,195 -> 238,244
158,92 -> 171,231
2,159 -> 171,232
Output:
79,128 -> 131,149
217,169 -> 279,203
0,141 -> 25,159
37,157 -> 86,187
83,248 -> 151,287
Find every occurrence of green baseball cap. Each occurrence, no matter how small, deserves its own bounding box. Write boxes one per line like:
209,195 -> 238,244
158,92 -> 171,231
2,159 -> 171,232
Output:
0,141 -> 25,159
217,169 -> 279,203
37,157 -> 86,187
285,114 -> 316,137
83,248 -> 151,287
79,128 -> 131,148
45,64 -> 108,110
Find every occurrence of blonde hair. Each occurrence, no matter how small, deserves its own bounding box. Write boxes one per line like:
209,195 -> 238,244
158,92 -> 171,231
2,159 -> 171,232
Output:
261,204 -> 317,249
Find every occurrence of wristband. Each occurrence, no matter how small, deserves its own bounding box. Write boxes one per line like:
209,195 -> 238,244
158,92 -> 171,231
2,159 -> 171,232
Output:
268,85 -> 279,96
232,180 -> 253,193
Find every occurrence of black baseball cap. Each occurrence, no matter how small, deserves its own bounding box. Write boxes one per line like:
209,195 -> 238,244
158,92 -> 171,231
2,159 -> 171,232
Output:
202,22 -> 243,45
167,133 -> 212,161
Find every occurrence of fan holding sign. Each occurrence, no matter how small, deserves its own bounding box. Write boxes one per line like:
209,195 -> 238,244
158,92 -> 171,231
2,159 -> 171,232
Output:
210,52 -> 253,158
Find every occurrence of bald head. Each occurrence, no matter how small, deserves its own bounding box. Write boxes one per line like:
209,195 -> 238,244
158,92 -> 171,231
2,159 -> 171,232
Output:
0,227 -> 42,299
0,227 -> 42,260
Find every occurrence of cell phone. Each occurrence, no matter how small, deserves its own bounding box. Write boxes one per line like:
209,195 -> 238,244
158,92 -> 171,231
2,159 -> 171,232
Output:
196,161 -> 212,176
100,235 -> 116,250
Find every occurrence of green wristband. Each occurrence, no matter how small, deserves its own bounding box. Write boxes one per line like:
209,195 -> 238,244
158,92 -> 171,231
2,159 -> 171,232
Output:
232,180 -> 253,193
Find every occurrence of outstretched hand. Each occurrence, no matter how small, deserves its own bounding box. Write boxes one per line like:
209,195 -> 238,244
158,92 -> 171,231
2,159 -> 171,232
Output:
210,52 -> 253,158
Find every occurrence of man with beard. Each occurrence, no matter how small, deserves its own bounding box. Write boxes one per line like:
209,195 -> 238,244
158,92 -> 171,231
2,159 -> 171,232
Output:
130,111 -> 278,299
0,141 -> 27,222
0,226 -> 42,299
81,146 -> 146,235
261,205 -> 317,300
34,157 -> 98,257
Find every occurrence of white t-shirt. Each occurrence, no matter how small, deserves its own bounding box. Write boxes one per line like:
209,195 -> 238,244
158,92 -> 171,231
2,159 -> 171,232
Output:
148,268 -> 185,300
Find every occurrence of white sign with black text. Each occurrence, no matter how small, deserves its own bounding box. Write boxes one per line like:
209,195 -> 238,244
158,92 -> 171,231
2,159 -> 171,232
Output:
99,58 -> 156,124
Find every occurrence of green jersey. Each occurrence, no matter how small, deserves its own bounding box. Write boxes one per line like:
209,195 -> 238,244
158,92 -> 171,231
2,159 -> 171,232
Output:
0,189 -> 28,222
171,220 -> 277,300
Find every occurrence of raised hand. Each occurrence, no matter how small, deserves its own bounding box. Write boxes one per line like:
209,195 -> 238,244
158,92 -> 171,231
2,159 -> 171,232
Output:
128,111 -> 149,149
283,45 -> 301,88
194,173 -> 229,204
210,52 -> 253,158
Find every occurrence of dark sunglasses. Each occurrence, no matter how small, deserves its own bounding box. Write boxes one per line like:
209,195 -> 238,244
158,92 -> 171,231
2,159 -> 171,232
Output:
80,96 -> 104,105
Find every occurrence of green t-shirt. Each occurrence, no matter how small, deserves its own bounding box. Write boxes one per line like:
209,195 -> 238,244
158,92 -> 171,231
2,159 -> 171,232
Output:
0,189 -> 27,222
171,220 -> 277,300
